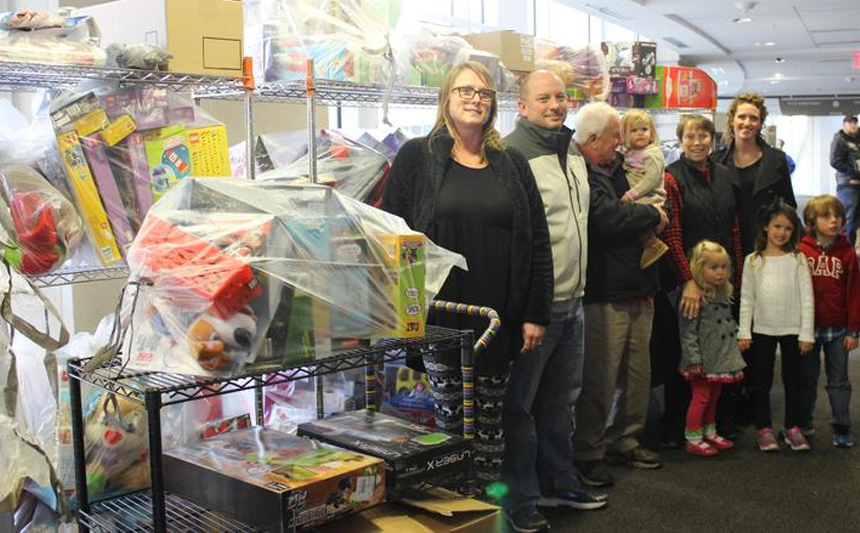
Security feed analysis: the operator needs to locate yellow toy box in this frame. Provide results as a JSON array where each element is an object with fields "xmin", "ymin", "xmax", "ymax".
[
  {"xmin": 56, "ymin": 131, "xmax": 122, "ymax": 267},
  {"xmin": 379, "ymin": 234, "xmax": 425, "ymax": 338},
  {"xmin": 188, "ymin": 124, "xmax": 231, "ymax": 177}
]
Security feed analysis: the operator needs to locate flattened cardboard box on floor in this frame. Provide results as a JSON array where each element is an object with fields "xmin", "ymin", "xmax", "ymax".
[
  {"xmin": 320, "ymin": 487, "xmax": 501, "ymax": 533},
  {"xmin": 162, "ymin": 428, "xmax": 385, "ymax": 531},
  {"xmin": 79, "ymin": 0, "xmax": 243, "ymax": 77},
  {"xmin": 298, "ymin": 410, "xmax": 472, "ymax": 490}
]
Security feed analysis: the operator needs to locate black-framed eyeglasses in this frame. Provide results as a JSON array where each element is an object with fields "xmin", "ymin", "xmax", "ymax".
[{"xmin": 452, "ymin": 86, "xmax": 496, "ymax": 102}]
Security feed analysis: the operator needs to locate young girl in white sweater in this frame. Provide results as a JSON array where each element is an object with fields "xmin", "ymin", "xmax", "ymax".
[{"xmin": 738, "ymin": 200, "xmax": 814, "ymax": 453}]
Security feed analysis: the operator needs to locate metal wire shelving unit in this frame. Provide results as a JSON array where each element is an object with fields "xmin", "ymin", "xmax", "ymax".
[{"xmin": 68, "ymin": 325, "xmax": 475, "ymax": 532}]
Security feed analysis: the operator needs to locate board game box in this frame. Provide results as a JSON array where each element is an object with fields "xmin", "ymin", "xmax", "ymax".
[
  {"xmin": 297, "ymin": 410, "xmax": 471, "ymax": 490},
  {"xmin": 162, "ymin": 427, "xmax": 385, "ymax": 531}
]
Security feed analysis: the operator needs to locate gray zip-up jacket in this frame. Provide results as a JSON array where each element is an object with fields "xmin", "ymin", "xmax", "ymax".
[{"xmin": 505, "ymin": 119, "xmax": 589, "ymax": 302}]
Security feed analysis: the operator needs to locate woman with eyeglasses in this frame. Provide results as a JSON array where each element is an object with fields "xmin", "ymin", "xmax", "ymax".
[{"xmin": 381, "ymin": 61, "xmax": 552, "ymax": 487}]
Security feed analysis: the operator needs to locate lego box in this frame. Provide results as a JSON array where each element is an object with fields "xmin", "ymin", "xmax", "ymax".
[
  {"xmin": 298, "ymin": 410, "xmax": 471, "ymax": 491},
  {"xmin": 162, "ymin": 427, "xmax": 385, "ymax": 531},
  {"xmin": 379, "ymin": 234, "xmax": 426, "ymax": 338}
]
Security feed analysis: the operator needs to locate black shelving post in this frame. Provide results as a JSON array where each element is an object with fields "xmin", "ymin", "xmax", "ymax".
[
  {"xmin": 145, "ymin": 390, "xmax": 166, "ymax": 531},
  {"xmin": 68, "ymin": 358, "xmax": 90, "ymax": 533}
]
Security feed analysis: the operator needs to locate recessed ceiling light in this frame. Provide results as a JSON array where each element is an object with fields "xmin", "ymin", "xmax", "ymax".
[
  {"xmin": 774, "ymin": 72, "xmax": 785, "ymax": 79},
  {"xmin": 769, "ymin": 80, "xmax": 780, "ymax": 84},
  {"xmin": 763, "ymin": 41, "xmax": 776, "ymax": 46},
  {"xmin": 775, "ymin": 57, "xmax": 785, "ymax": 63},
  {"xmin": 733, "ymin": 17, "xmax": 753, "ymax": 23}
]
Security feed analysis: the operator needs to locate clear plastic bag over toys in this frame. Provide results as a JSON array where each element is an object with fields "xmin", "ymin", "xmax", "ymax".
[
  {"xmin": 0, "ymin": 9, "xmax": 105, "ymax": 66},
  {"xmin": 122, "ymin": 178, "xmax": 466, "ymax": 377},
  {"xmin": 0, "ymin": 165, "xmax": 83, "ymax": 276},
  {"xmin": 257, "ymin": 129, "xmax": 391, "ymax": 204},
  {"xmin": 253, "ymin": 0, "xmax": 405, "ymax": 84},
  {"xmin": 535, "ymin": 40, "xmax": 610, "ymax": 102},
  {"xmin": 45, "ymin": 82, "xmax": 232, "ymax": 265}
]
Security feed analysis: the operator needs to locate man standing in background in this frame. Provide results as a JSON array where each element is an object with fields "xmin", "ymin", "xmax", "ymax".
[{"xmin": 831, "ymin": 115, "xmax": 860, "ymax": 243}]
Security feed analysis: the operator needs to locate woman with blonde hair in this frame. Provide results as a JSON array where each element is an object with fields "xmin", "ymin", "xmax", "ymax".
[{"xmin": 381, "ymin": 61, "xmax": 553, "ymax": 489}]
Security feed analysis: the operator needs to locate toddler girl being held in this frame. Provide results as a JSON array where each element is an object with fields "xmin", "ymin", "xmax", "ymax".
[{"xmin": 621, "ymin": 109, "xmax": 668, "ymax": 268}]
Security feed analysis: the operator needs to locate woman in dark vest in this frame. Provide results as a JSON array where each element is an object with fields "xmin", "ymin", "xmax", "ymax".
[
  {"xmin": 655, "ymin": 115, "xmax": 743, "ymax": 446},
  {"xmin": 712, "ymin": 93, "xmax": 797, "ymax": 255}
]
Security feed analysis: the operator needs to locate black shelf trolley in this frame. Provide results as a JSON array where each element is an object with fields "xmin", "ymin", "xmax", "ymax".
[{"xmin": 68, "ymin": 301, "xmax": 500, "ymax": 532}]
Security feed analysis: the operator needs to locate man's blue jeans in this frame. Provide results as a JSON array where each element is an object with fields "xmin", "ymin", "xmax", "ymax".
[
  {"xmin": 802, "ymin": 331, "xmax": 852, "ymax": 429},
  {"xmin": 836, "ymin": 185, "xmax": 860, "ymax": 244},
  {"xmin": 501, "ymin": 299, "xmax": 584, "ymax": 513}
]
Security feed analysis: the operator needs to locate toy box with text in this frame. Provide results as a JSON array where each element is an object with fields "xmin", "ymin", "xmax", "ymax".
[
  {"xmin": 163, "ymin": 427, "xmax": 385, "ymax": 531},
  {"xmin": 381, "ymin": 361, "xmax": 434, "ymax": 426},
  {"xmin": 298, "ymin": 410, "xmax": 471, "ymax": 491},
  {"xmin": 379, "ymin": 234, "xmax": 425, "ymax": 338},
  {"xmin": 645, "ymin": 66, "xmax": 717, "ymax": 110}
]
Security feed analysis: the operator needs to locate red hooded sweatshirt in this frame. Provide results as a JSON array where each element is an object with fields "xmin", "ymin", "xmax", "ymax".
[{"xmin": 798, "ymin": 233, "xmax": 860, "ymax": 333}]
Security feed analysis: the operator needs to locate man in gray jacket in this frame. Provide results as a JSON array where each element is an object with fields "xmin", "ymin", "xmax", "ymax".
[
  {"xmin": 831, "ymin": 115, "xmax": 860, "ymax": 243},
  {"xmin": 501, "ymin": 70, "xmax": 606, "ymax": 533}
]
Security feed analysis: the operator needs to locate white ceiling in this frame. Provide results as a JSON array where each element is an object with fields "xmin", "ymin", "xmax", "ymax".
[{"xmin": 562, "ymin": 0, "xmax": 860, "ymax": 97}]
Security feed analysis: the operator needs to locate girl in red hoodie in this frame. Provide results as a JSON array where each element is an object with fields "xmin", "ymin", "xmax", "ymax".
[{"xmin": 799, "ymin": 195, "xmax": 860, "ymax": 448}]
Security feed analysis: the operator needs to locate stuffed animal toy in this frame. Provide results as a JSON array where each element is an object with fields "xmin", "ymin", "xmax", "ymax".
[
  {"xmin": 84, "ymin": 392, "xmax": 150, "ymax": 496},
  {"xmin": 187, "ymin": 307, "xmax": 258, "ymax": 371}
]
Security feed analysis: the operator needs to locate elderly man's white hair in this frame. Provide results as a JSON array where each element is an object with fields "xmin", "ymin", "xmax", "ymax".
[{"xmin": 573, "ymin": 102, "xmax": 619, "ymax": 144}]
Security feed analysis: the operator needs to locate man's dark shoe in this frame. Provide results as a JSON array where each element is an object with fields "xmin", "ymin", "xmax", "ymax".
[
  {"xmin": 507, "ymin": 508, "xmax": 550, "ymax": 533},
  {"xmin": 606, "ymin": 446, "xmax": 662, "ymax": 470},
  {"xmin": 538, "ymin": 488, "xmax": 608, "ymax": 510},
  {"xmin": 573, "ymin": 460, "xmax": 614, "ymax": 487}
]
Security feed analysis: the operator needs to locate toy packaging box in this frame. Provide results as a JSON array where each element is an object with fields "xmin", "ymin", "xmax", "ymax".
[
  {"xmin": 162, "ymin": 427, "xmax": 385, "ymax": 531},
  {"xmin": 55, "ymin": 130, "xmax": 123, "ymax": 267},
  {"xmin": 143, "ymin": 124, "xmax": 192, "ymax": 201},
  {"xmin": 297, "ymin": 410, "xmax": 471, "ymax": 490},
  {"xmin": 645, "ymin": 66, "xmax": 717, "ymax": 110},
  {"xmin": 379, "ymin": 234, "xmax": 426, "ymax": 338}
]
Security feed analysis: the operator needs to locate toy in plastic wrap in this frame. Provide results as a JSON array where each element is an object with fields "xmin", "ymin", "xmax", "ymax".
[
  {"xmin": 121, "ymin": 178, "xmax": 465, "ymax": 377},
  {"xmin": 187, "ymin": 307, "xmax": 258, "ymax": 371},
  {"xmin": 0, "ymin": 10, "xmax": 105, "ymax": 65},
  {"xmin": 83, "ymin": 392, "xmax": 150, "ymax": 497},
  {"xmin": 256, "ymin": 0, "xmax": 400, "ymax": 84},
  {"xmin": 536, "ymin": 40, "xmax": 610, "ymax": 102},
  {"xmin": 0, "ymin": 165, "xmax": 83, "ymax": 275}
]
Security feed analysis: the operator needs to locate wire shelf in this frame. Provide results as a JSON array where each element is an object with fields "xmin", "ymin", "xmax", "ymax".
[
  {"xmin": 194, "ymin": 78, "xmax": 521, "ymax": 109},
  {"xmin": 30, "ymin": 264, "xmax": 130, "ymax": 287},
  {"xmin": 0, "ymin": 60, "xmax": 245, "ymax": 92},
  {"xmin": 79, "ymin": 491, "xmax": 258, "ymax": 532},
  {"xmin": 69, "ymin": 326, "xmax": 470, "ymax": 407}
]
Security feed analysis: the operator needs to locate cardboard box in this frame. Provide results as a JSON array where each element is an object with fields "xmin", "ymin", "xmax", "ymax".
[
  {"xmin": 79, "ymin": 0, "xmax": 243, "ymax": 77},
  {"xmin": 298, "ymin": 410, "xmax": 471, "ymax": 490},
  {"xmin": 56, "ymin": 131, "xmax": 122, "ymax": 267},
  {"xmin": 601, "ymin": 42, "xmax": 633, "ymax": 77},
  {"xmin": 463, "ymin": 31, "xmax": 534, "ymax": 72},
  {"xmin": 319, "ymin": 487, "xmax": 501, "ymax": 533},
  {"xmin": 163, "ymin": 428, "xmax": 386, "ymax": 531},
  {"xmin": 644, "ymin": 66, "xmax": 717, "ymax": 110}
]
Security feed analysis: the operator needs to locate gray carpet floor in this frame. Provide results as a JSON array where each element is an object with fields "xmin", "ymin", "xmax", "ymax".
[{"xmin": 502, "ymin": 350, "xmax": 860, "ymax": 532}]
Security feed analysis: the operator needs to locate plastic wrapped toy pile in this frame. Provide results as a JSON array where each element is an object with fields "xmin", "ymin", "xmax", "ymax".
[
  {"xmin": 251, "ymin": 0, "xmax": 402, "ymax": 84},
  {"xmin": 253, "ymin": 128, "xmax": 410, "ymax": 205},
  {"xmin": 0, "ymin": 8, "xmax": 105, "ymax": 66},
  {"xmin": 122, "ymin": 178, "xmax": 465, "ymax": 378},
  {"xmin": 535, "ymin": 39, "xmax": 610, "ymax": 102},
  {"xmin": 45, "ymin": 82, "xmax": 233, "ymax": 266}
]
